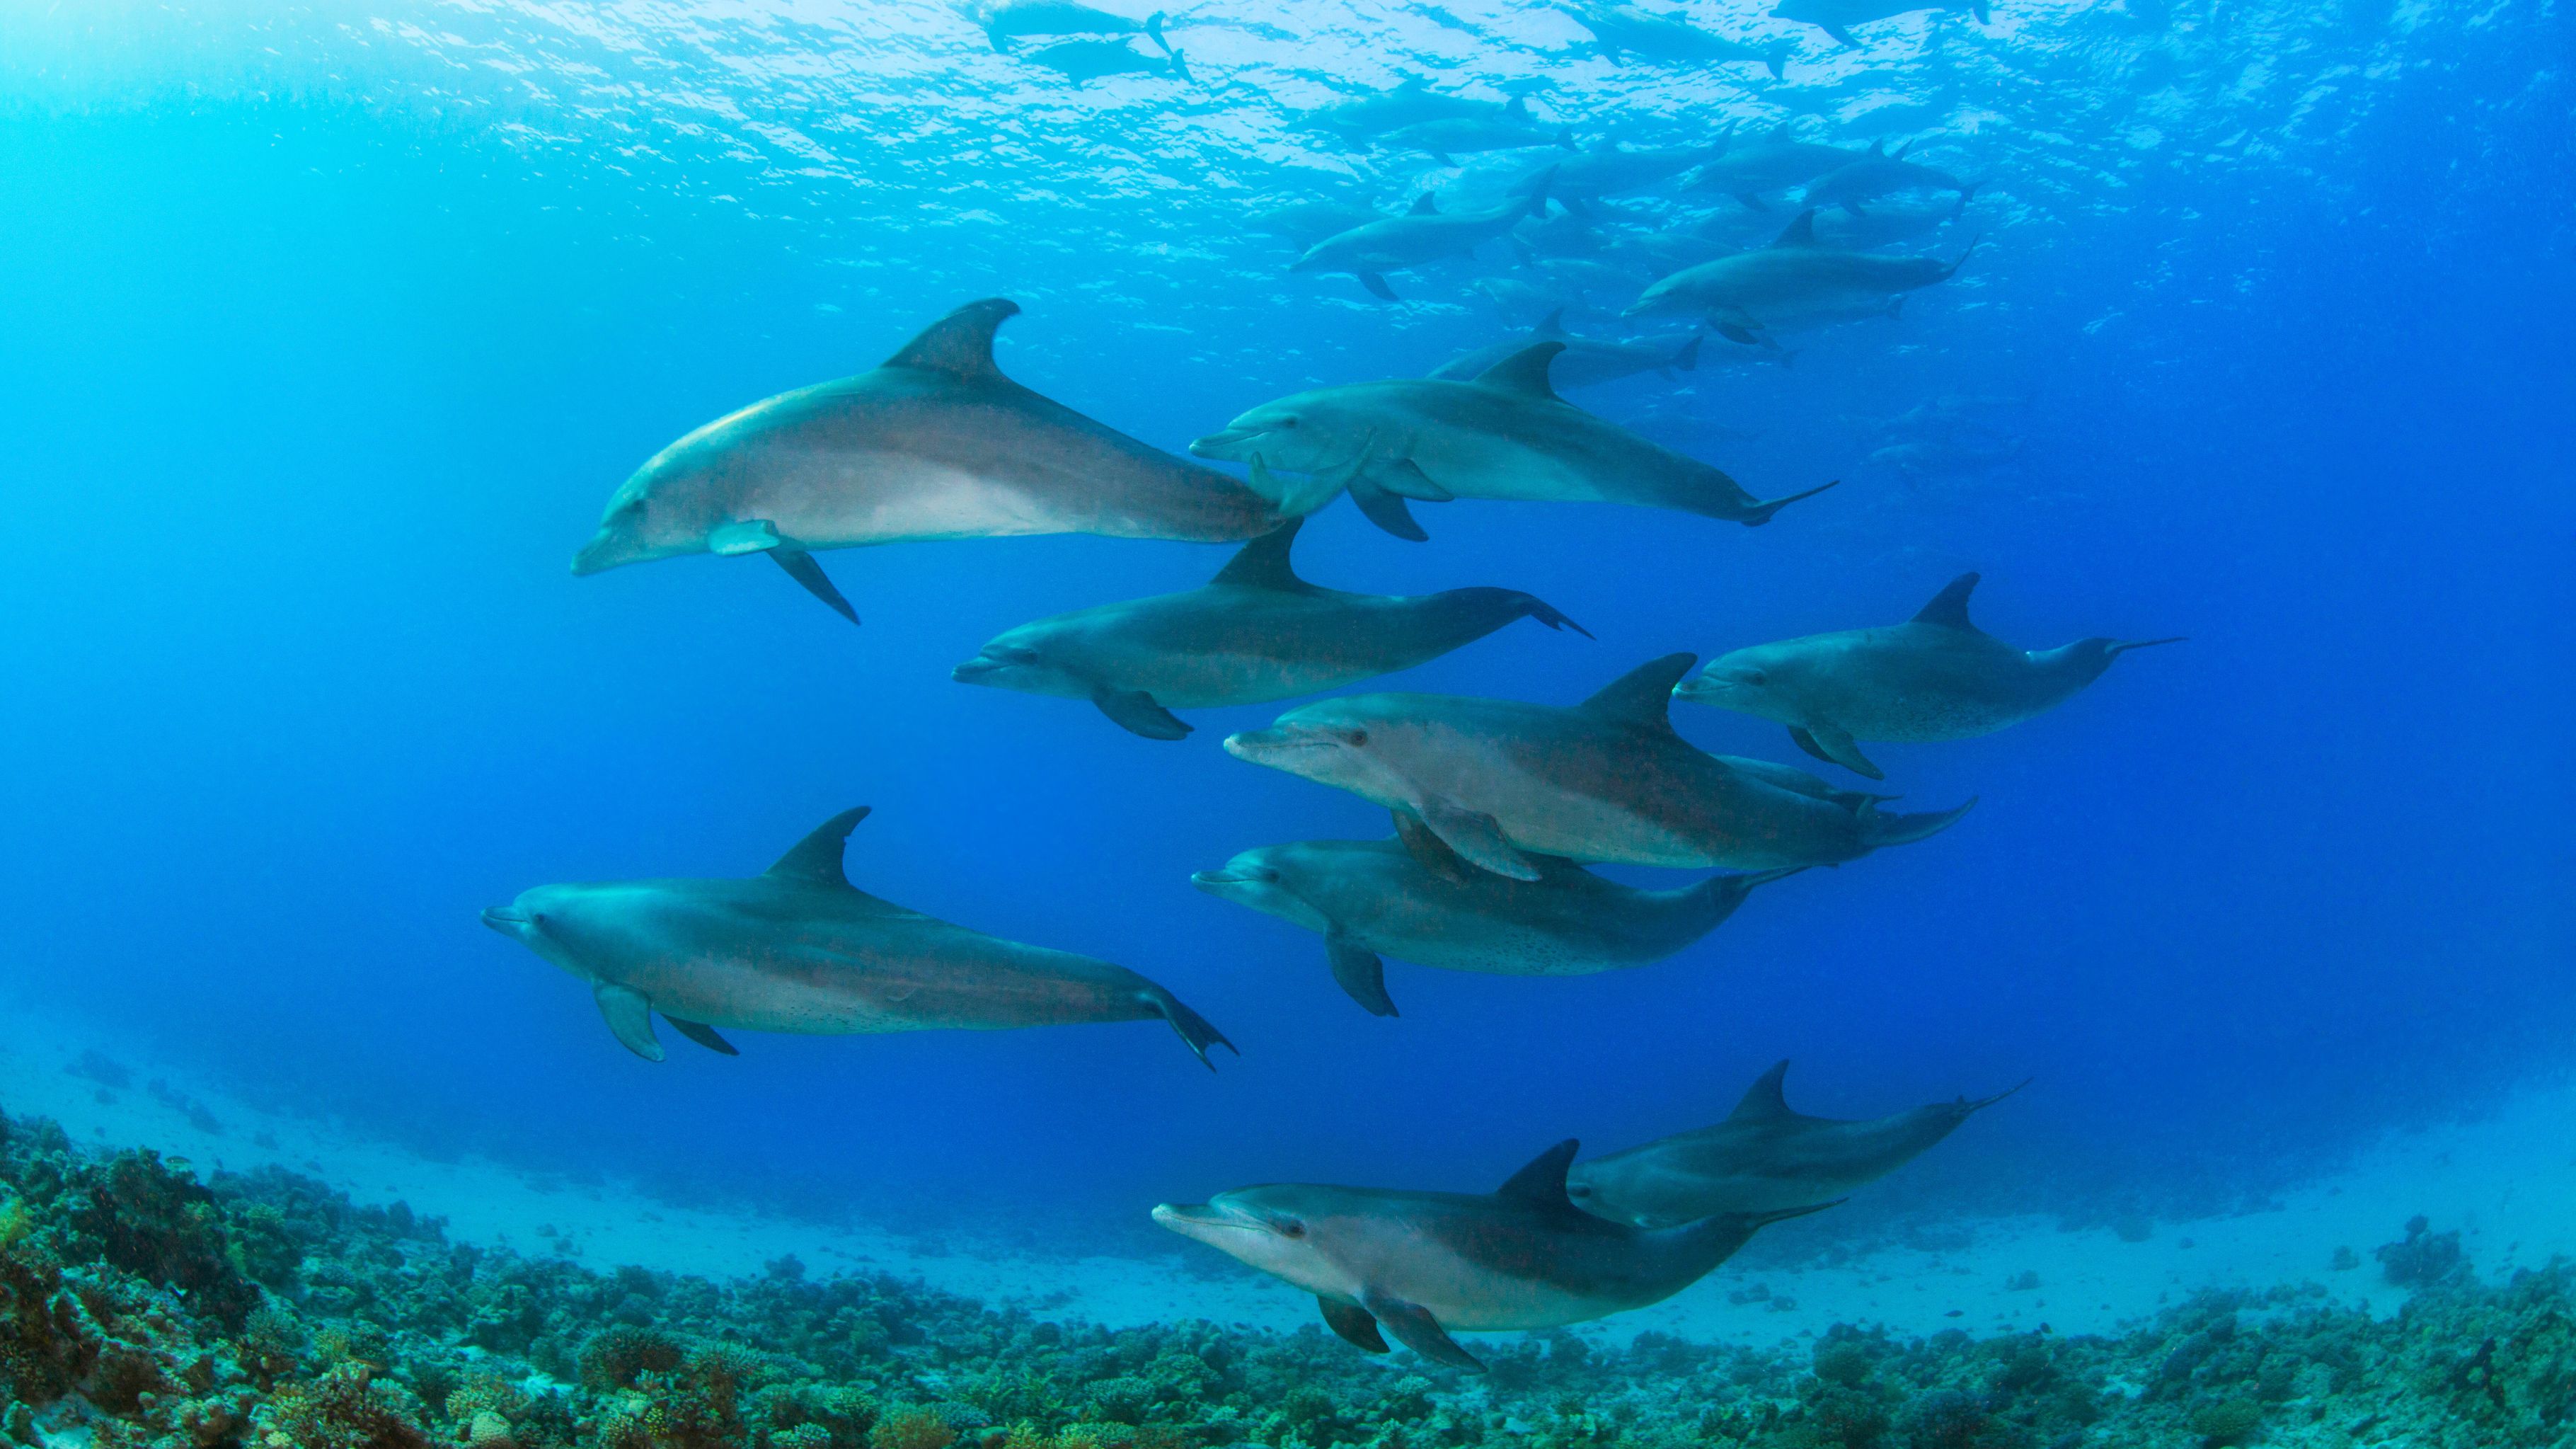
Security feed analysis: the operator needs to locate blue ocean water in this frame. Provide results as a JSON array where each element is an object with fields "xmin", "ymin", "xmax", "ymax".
[{"xmin": 1, "ymin": 0, "xmax": 2570, "ymax": 1272}]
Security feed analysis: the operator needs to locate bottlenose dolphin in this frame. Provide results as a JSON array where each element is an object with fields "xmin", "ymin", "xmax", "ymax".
[
  {"xmin": 1024, "ymin": 36, "xmax": 1189, "ymax": 82},
  {"xmin": 1291, "ymin": 179, "xmax": 1556, "ymax": 302},
  {"xmin": 1252, "ymin": 199, "xmax": 1384, "ymax": 248},
  {"xmin": 977, "ymin": 1, "xmax": 1168, "ymax": 52},
  {"xmin": 1504, "ymin": 136, "xmax": 1732, "ymax": 213},
  {"xmin": 1190, "ymin": 343, "xmax": 1832, "ymax": 541},
  {"xmin": 1379, "ymin": 98, "xmax": 1575, "ymax": 165},
  {"xmin": 1688, "ymin": 126, "xmax": 1868, "ymax": 210},
  {"xmin": 1568, "ymin": 6, "xmax": 1796, "ymax": 77},
  {"xmin": 951, "ymin": 508, "xmax": 1588, "ymax": 740},
  {"xmin": 573, "ymin": 299, "xmax": 1280, "ymax": 622},
  {"xmin": 1192, "ymin": 813, "xmax": 1801, "ymax": 1016},
  {"xmin": 1430, "ymin": 310, "xmax": 1702, "ymax": 389},
  {"xmin": 1627, "ymin": 210, "xmax": 1977, "ymax": 343},
  {"xmin": 1802, "ymin": 141, "xmax": 1982, "ymax": 215},
  {"xmin": 1299, "ymin": 79, "xmax": 1521, "ymax": 142},
  {"xmin": 1221, "ymin": 653, "xmax": 1974, "ymax": 878},
  {"xmin": 1675, "ymin": 573, "xmax": 2183, "ymax": 779},
  {"xmin": 1771, "ymin": 0, "xmax": 1989, "ymax": 45},
  {"xmin": 1151, "ymin": 1140, "xmax": 1832, "ymax": 1368},
  {"xmin": 1568, "ymin": 1061, "xmax": 2026, "ymax": 1225},
  {"xmin": 480, "ymin": 808, "xmax": 1234, "ymax": 1068}
]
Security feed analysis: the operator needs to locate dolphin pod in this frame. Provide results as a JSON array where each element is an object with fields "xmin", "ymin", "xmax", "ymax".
[
  {"xmin": 1152, "ymin": 1140, "xmax": 1834, "ymax": 1370},
  {"xmin": 1677, "ymin": 573, "xmax": 2185, "ymax": 779},
  {"xmin": 1568, "ymin": 1060, "xmax": 2028, "ymax": 1225},
  {"xmin": 481, "ymin": 807, "xmax": 1234, "ymax": 1069},
  {"xmin": 1628, "ymin": 210, "xmax": 1979, "ymax": 343}
]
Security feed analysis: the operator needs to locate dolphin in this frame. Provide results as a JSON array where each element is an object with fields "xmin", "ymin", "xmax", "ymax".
[
  {"xmin": 1472, "ymin": 276, "xmax": 1584, "ymax": 323},
  {"xmin": 950, "ymin": 508, "xmax": 1589, "ymax": 740},
  {"xmin": 1627, "ymin": 210, "xmax": 1978, "ymax": 343},
  {"xmin": 1567, "ymin": 5, "xmax": 1797, "ymax": 77},
  {"xmin": 1770, "ymin": 0, "xmax": 1989, "ymax": 46},
  {"xmin": 1023, "ymin": 36, "xmax": 1189, "ymax": 81},
  {"xmin": 1378, "ymin": 98, "xmax": 1576, "ymax": 165},
  {"xmin": 1568, "ymin": 1061, "xmax": 2027, "ymax": 1226},
  {"xmin": 1190, "ymin": 343, "xmax": 1832, "ymax": 541},
  {"xmin": 1299, "ymin": 79, "xmax": 1522, "ymax": 142},
  {"xmin": 1250, "ymin": 199, "xmax": 1385, "ymax": 248},
  {"xmin": 1802, "ymin": 141, "xmax": 1982, "ymax": 216},
  {"xmin": 1151, "ymin": 1140, "xmax": 1833, "ymax": 1369},
  {"xmin": 1291, "ymin": 180, "xmax": 1556, "ymax": 302},
  {"xmin": 1687, "ymin": 125, "xmax": 1868, "ymax": 210},
  {"xmin": 1192, "ymin": 813, "xmax": 1801, "ymax": 1016},
  {"xmin": 480, "ymin": 808, "xmax": 1234, "ymax": 1068},
  {"xmin": 1221, "ymin": 653, "xmax": 1975, "ymax": 878},
  {"xmin": 976, "ymin": 1, "xmax": 1169, "ymax": 52},
  {"xmin": 1498, "ymin": 136, "xmax": 1730, "ymax": 214},
  {"xmin": 1429, "ymin": 309, "xmax": 1702, "ymax": 389},
  {"xmin": 572, "ymin": 299, "xmax": 1281, "ymax": 623},
  {"xmin": 1675, "ymin": 573, "xmax": 2183, "ymax": 779}
]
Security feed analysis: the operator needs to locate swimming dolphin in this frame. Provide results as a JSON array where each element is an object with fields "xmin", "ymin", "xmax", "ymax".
[
  {"xmin": 1568, "ymin": 1061, "xmax": 2026, "ymax": 1225},
  {"xmin": 1770, "ymin": 0, "xmax": 1989, "ymax": 46},
  {"xmin": 1298, "ymin": 79, "xmax": 1523, "ymax": 142},
  {"xmin": 1251, "ymin": 199, "xmax": 1385, "ymax": 248},
  {"xmin": 1687, "ymin": 125, "xmax": 1868, "ymax": 210},
  {"xmin": 1190, "ymin": 343, "xmax": 1832, "ymax": 541},
  {"xmin": 1192, "ymin": 812, "xmax": 1801, "ymax": 1016},
  {"xmin": 1472, "ymin": 275, "xmax": 1584, "ymax": 323},
  {"xmin": 573, "ymin": 299, "xmax": 1280, "ymax": 622},
  {"xmin": 1674, "ymin": 573, "xmax": 2183, "ymax": 779},
  {"xmin": 1023, "ymin": 36, "xmax": 1189, "ymax": 82},
  {"xmin": 977, "ymin": 1, "xmax": 1169, "ymax": 52},
  {"xmin": 1627, "ymin": 210, "xmax": 1977, "ymax": 343},
  {"xmin": 1221, "ymin": 653, "xmax": 1974, "ymax": 878},
  {"xmin": 1567, "ymin": 5, "xmax": 1797, "ymax": 77},
  {"xmin": 1378, "ymin": 98, "xmax": 1575, "ymax": 166},
  {"xmin": 1430, "ymin": 310, "xmax": 1701, "ymax": 389},
  {"xmin": 1151, "ymin": 1140, "xmax": 1833, "ymax": 1368},
  {"xmin": 480, "ymin": 808, "xmax": 1234, "ymax": 1068},
  {"xmin": 950, "ymin": 508, "xmax": 1588, "ymax": 740},
  {"xmin": 1291, "ymin": 179, "xmax": 1556, "ymax": 302},
  {"xmin": 1502, "ymin": 136, "xmax": 1732, "ymax": 216},
  {"xmin": 1801, "ymin": 141, "xmax": 1982, "ymax": 216}
]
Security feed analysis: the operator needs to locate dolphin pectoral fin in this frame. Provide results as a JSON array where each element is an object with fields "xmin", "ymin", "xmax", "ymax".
[
  {"xmin": 1823, "ymin": 22, "xmax": 1859, "ymax": 45},
  {"xmin": 1712, "ymin": 319, "xmax": 1764, "ymax": 346},
  {"xmin": 592, "ymin": 984, "xmax": 664, "ymax": 1062},
  {"xmin": 1798, "ymin": 722, "xmax": 1885, "ymax": 780},
  {"xmin": 1348, "ymin": 478, "xmax": 1431, "ymax": 542},
  {"xmin": 708, "ymin": 519, "xmax": 782, "ymax": 556},
  {"xmin": 1093, "ymin": 689, "xmax": 1194, "ymax": 740},
  {"xmin": 771, "ymin": 549, "xmax": 860, "ymax": 625},
  {"xmin": 1320, "ymin": 1298, "xmax": 1390, "ymax": 1353},
  {"xmin": 1735, "ymin": 191, "xmax": 1770, "ymax": 211},
  {"xmin": 1416, "ymin": 796, "xmax": 1540, "ymax": 881},
  {"xmin": 1325, "ymin": 931, "xmax": 1399, "ymax": 1017},
  {"xmin": 665, "ymin": 1017, "xmax": 740, "ymax": 1056},
  {"xmin": 1374, "ymin": 459, "xmax": 1454, "ymax": 502},
  {"xmin": 1360, "ymin": 1290, "xmax": 1484, "ymax": 1371},
  {"xmin": 1392, "ymin": 810, "xmax": 1480, "ymax": 885},
  {"xmin": 1359, "ymin": 272, "xmax": 1400, "ymax": 302},
  {"xmin": 1787, "ymin": 726, "xmax": 1836, "ymax": 767}
]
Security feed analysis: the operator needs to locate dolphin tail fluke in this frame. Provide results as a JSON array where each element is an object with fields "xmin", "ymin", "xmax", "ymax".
[
  {"xmin": 1144, "ymin": 9, "xmax": 1173, "ymax": 53},
  {"xmin": 1944, "ymin": 234, "xmax": 1986, "ymax": 280},
  {"xmin": 1858, "ymin": 796, "xmax": 1977, "ymax": 850},
  {"xmin": 1511, "ymin": 592, "xmax": 1594, "ymax": 639},
  {"xmin": 1737, "ymin": 478, "xmax": 1841, "ymax": 527},
  {"xmin": 1167, "ymin": 46, "xmax": 1190, "ymax": 82},
  {"xmin": 1142, "ymin": 987, "xmax": 1236, "ymax": 1070},
  {"xmin": 2105, "ymin": 635, "xmax": 2188, "ymax": 658},
  {"xmin": 1954, "ymin": 178, "xmax": 1986, "ymax": 216},
  {"xmin": 1963, "ymin": 1077, "xmax": 2033, "ymax": 1113},
  {"xmin": 771, "ymin": 549, "xmax": 859, "ymax": 625}
]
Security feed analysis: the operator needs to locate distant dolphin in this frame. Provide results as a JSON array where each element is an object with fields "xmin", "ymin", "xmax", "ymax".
[
  {"xmin": 1687, "ymin": 125, "xmax": 1868, "ymax": 210},
  {"xmin": 1568, "ymin": 1061, "xmax": 2027, "ymax": 1225},
  {"xmin": 1566, "ymin": 5, "xmax": 1797, "ymax": 78},
  {"xmin": 1024, "ymin": 36, "xmax": 1190, "ymax": 82},
  {"xmin": 1771, "ymin": 0, "xmax": 1989, "ymax": 45},
  {"xmin": 1190, "ymin": 343, "xmax": 1832, "ymax": 540},
  {"xmin": 1430, "ymin": 309, "xmax": 1704, "ymax": 389},
  {"xmin": 1802, "ymin": 140, "xmax": 1982, "ymax": 216},
  {"xmin": 1675, "ymin": 573, "xmax": 2184, "ymax": 779},
  {"xmin": 1298, "ymin": 79, "xmax": 1526, "ymax": 142},
  {"xmin": 1628, "ymin": 210, "xmax": 1978, "ymax": 343},
  {"xmin": 1221, "ymin": 653, "xmax": 1974, "ymax": 878},
  {"xmin": 1377, "ymin": 98, "xmax": 1575, "ymax": 166},
  {"xmin": 1502, "ymin": 136, "xmax": 1732, "ymax": 216},
  {"xmin": 481, "ymin": 808, "xmax": 1234, "ymax": 1068},
  {"xmin": 951, "ymin": 507, "xmax": 1588, "ymax": 740},
  {"xmin": 1291, "ymin": 179, "xmax": 1556, "ymax": 302},
  {"xmin": 1152, "ymin": 1140, "xmax": 1832, "ymax": 1368},
  {"xmin": 1192, "ymin": 812, "xmax": 1802, "ymax": 1016},
  {"xmin": 573, "ymin": 299, "xmax": 1280, "ymax": 622},
  {"xmin": 976, "ymin": 1, "xmax": 1171, "ymax": 52}
]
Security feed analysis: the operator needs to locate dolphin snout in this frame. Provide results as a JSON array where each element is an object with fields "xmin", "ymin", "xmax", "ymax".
[
  {"xmin": 570, "ymin": 530, "xmax": 633, "ymax": 577},
  {"xmin": 479, "ymin": 905, "xmax": 531, "ymax": 934},
  {"xmin": 1189, "ymin": 866, "xmax": 1275, "ymax": 895},
  {"xmin": 950, "ymin": 656, "xmax": 1002, "ymax": 683},
  {"xmin": 1188, "ymin": 427, "xmax": 1265, "ymax": 458}
]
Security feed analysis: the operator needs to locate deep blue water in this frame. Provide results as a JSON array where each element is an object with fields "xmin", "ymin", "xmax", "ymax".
[{"xmin": 1, "ymin": 0, "xmax": 2569, "ymax": 1250}]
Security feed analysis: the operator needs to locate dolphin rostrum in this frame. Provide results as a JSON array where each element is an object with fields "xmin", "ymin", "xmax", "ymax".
[
  {"xmin": 1568, "ymin": 1061, "xmax": 2027, "ymax": 1226},
  {"xmin": 1191, "ymin": 343, "xmax": 1833, "ymax": 541},
  {"xmin": 480, "ymin": 807, "xmax": 1234, "ymax": 1068},
  {"xmin": 1192, "ymin": 812, "xmax": 1802, "ymax": 1016},
  {"xmin": 951, "ymin": 505, "xmax": 1588, "ymax": 740},
  {"xmin": 1770, "ymin": 0, "xmax": 1990, "ymax": 47},
  {"xmin": 1221, "ymin": 653, "xmax": 1974, "ymax": 878},
  {"xmin": 1151, "ymin": 1140, "xmax": 1833, "ymax": 1369},
  {"xmin": 572, "ymin": 299, "xmax": 1281, "ymax": 622},
  {"xmin": 1675, "ymin": 573, "xmax": 2185, "ymax": 779},
  {"xmin": 1289, "ymin": 177, "xmax": 1556, "ymax": 302},
  {"xmin": 1628, "ymin": 210, "xmax": 1978, "ymax": 343}
]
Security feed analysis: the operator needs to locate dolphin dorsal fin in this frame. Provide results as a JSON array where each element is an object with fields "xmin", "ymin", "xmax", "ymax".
[
  {"xmin": 1495, "ymin": 1139, "xmax": 1581, "ymax": 1208},
  {"xmin": 884, "ymin": 298, "xmax": 1020, "ymax": 381},
  {"xmin": 1578, "ymin": 653, "xmax": 1695, "ymax": 730},
  {"xmin": 1409, "ymin": 192, "xmax": 1440, "ymax": 216},
  {"xmin": 1505, "ymin": 96, "xmax": 1530, "ymax": 118},
  {"xmin": 1728, "ymin": 1060, "xmax": 1796, "ymax": 1120},
  {"xmin": 766, "ymin": 806, "xmax": 872, "ymax": 886},
  {"xmin": 1535, "ymin": 307, "xmax": 1568, "ymax": 336},
  {"xmin": 1912, "ymin": 572, "xmax": 1982, "ymax": 630},
  {"xmin": 1472, "ymin": 342, "xmax": 1565, "ymax": 401},
  {"xmin": 1769, "ymin": 210, "xmax": 1819, "ymax": 248},
  {"xmin": 1211, "ymin": 517, "xmax": 1309, "ymax": 591}
]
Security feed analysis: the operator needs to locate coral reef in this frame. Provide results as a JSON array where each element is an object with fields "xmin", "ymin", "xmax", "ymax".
[{"xmin": 0, "ymin": 1108, "xmax": 2568, "ymax": 1448}]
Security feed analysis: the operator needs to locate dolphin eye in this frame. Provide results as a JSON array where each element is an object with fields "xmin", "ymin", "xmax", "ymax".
[
  {"xmin": 1280, "ymin": 416, "xmax": 1300, "ymax": 428},
  {"xmin": 1740, "ymin": 669, "xmax": 1769, "ymax": 687},
  {"xmin": 1276, "ymin": 1220, "xmax": 1306, "ymax": 1239}
]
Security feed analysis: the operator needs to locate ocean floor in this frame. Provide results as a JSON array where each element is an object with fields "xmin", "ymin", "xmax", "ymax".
[{"xmin": 4, "ymin": 1014, "xmax": 2570, "ymax": 1354}]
